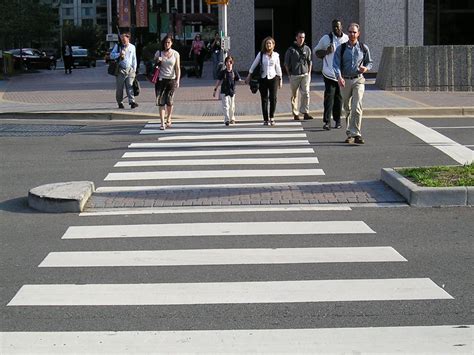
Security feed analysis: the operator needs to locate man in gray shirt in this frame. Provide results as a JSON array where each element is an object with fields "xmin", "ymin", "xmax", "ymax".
[
  {"xmin": 333, "ymin": 23, "xmax": 372, "ymax": 144},
  {"xmin": 284, "ymin": 30, "xmax": 313, "ymax": 121}
]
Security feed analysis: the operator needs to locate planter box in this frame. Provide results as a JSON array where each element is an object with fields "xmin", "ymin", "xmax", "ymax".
[{"xmin": 381, "ymin": 168, "xmax": 472, "ymax": 207}]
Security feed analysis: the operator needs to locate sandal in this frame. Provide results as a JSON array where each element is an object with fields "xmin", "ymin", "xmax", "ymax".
[{"xmin": 159, "ymin": 125, "xmax": 165, "ymax": 130}]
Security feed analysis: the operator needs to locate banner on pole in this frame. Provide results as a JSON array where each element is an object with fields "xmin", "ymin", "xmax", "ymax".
[
  {"xmin": 136, "ymin": 0, "xmax": 148, "ymax": 27},
  {"xmin": 118, "ymin": 0, "xmax": 131, "ymax": 27}
]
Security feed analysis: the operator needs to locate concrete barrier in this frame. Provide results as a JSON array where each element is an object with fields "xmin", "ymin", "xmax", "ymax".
[
  {"xmin": 28, "ymin": 181, "xmax": 94, "ymax": 213},
  {"xmin": 376, "ymin": 45, "xmax": 474, "ymax": 91}
]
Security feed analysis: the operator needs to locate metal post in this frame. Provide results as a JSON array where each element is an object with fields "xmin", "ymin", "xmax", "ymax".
[{"xmin": 107, "ymin": 0, "xmax": 112, "ymax": 37}]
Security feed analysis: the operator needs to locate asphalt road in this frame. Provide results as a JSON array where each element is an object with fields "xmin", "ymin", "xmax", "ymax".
[{"xmin": 0, "ymin": 116, "xmax": 472, "ymax": 351}]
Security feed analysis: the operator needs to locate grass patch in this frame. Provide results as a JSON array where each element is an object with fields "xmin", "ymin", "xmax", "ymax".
[{"xmin": 397, "ymin": 163, "xmax": 474, "ymax": 187}]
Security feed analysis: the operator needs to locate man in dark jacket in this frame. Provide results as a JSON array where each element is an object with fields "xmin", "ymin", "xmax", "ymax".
[{"xmin": 284, "ymin": 30, "xmax": 313, "ymax": 120}]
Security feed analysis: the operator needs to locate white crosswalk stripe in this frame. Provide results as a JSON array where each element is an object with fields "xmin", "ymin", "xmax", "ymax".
[
  {"xmin": 61, "ymin": 221, "xmax": 376, "ymax": 239},
  {"xmin": 155, "ymin": 133, "xmax": 308, "ymax": 140},
  {"xmin": 129, "ymin": 140, "xmax": 310, "ymax": 148},
  {"xmin": 114, "ymin": 157, "xmax": 319, "ymax": 167},
  {"xmin": 39, "ymin": 247, "xmax": 406, "ymax": 267},
  {"xmin": 7, "ymin": 278, "xmax": 452, "ymax": 306},
  {"xmin": 122, "ymin": 147, "xmax": 315, "ymax": 158},
  {"xmin": 104, "ymin": 168, "xmax": 325, "ymax": 181},
  {"xmin": 2, "ymin": 326, "xmax": 471, "ymax": 354}
]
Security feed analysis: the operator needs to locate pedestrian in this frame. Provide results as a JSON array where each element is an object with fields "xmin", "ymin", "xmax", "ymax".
[
  {"xmin": 314, "ymin": 19, "xmax": 348, "ymax": 130},
  {"xmin": 154, "ymin": 35, "xmax": 181, "ymax": 130},
  {"xmin": 333, "ymin": 23, "xmax": 373, "ymax": 144},
  {"xmin": 110, "ymin": 31, "xmax": 139, "ymax": 109},
  {"xmin": 189, "ymin": 34, "xmax": 205, "ymax": 78},
  {"xmin": 284, "ymin": 30, "xmax": 313, "ymax": 121},
  {"xmin": 62, "ymin": 41, "xmax": 72, "ymax": 74},
  {"xmin": 245, "ymin": 36, "xmax": 283, "ymax": 126},
  {"xmin": 213, "ymin": 55, "xmax": 242, "ymax": 126},
  {"xmin": 210, "ymin": 32, "xmax": 222, "ymax": 80}
]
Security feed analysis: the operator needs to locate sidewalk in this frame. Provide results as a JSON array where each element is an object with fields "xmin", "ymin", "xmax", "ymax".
[{"xmin": 1, "ymin": 61, "xmax": 473, "ymax": 120}]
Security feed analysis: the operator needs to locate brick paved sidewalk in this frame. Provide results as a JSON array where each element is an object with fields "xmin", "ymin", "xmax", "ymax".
[
  {"xmin": 86, "ymin": 181, "xmax": 405, "ymax": 209},
  {"xmin": 1, "ymin": 61, "xmax": 473, "ymax": 118}
]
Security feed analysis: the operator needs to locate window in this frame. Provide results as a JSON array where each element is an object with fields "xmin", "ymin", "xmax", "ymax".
[
  {"xmin": 82, "ymin": 0, "xmax": 93, "ymax": 3},
  {"xmin": 63, "ymin": 8, "xmax": 73, "ymax": 16},
  {"xmin": 82, "ymin": 7, "xmax": 94, "ymax": 16}
]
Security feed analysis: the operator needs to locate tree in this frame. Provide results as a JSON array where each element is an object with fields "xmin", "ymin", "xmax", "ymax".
[
  {"xmin": 63, "ymin": 24, "xmax": 105, "ymax": 54},
  {"xmin": 0, "ymin": 0, "xmax": 58, "ymax": 50}
]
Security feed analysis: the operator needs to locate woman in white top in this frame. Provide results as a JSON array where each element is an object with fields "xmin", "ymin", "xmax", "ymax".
[
  {"xmin": 154, "ymin": 35, "xmax": 180, "ymax": 130},
  {"xmin": 245, "ymin": 36, "xmax": 283, "ymax": 125}
]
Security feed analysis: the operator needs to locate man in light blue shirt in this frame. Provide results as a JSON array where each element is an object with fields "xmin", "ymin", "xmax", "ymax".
[
  {"xmin": 110, "ymin": 32, "xmax": 138, "ymax": 109},
  {"xmin": 333, "ymin": 23, "xmax": 372, "ymax": 144}
]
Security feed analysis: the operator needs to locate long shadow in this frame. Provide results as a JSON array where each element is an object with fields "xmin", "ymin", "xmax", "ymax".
[{"xmin": 0, "ymin": 197, "xmax": 38, "ymax": 214}]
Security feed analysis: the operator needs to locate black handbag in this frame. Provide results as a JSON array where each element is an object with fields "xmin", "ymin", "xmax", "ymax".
[
  {"xmin": 132, "ymin": 78, "xmax": 140, "ymax": 96},
  {"xmin": 107, "ymin": 60, "xmax": 118, "ymax": 76},
  {"xmin": 249, "ymin": 52, "xmax": 263, "ymax": 94}
]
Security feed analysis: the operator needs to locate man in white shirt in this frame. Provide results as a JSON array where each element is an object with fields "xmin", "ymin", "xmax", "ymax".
[
  {"xmin": 314, "ymin": 19, "xmax": 348, "ymax": 130},
  {"xmin": 110, "ymin": 32, "xmax": 138, "ymax": 109}
]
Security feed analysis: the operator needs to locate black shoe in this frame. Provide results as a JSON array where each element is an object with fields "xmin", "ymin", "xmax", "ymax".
[
  {"xmin": 335, "ymin": 122, "xmax": 342, "ymax": 129},
  {"xmin": 225, "ymin": 121, "xmax": 230, "ymax": 126},
  {"xmin": 344, "ymin": 136, "xmax": 354, "ymax": 143},
  {"xmin": 293, "ymin": 114, "xmax": 300, "ymax": 121},
  {"xmin": 303, "ymin": 113, "xmax": 314, "ymax": 120},
  {"xmin": 323, "ymin": 123, "xmax": 330, "ymax": 131},
  {"xmin": 118, "ymin": 103, "xmax": 124, "ymax": 109},
  {"xmin": 354, "ymin": 136, "xmax": 365, "ymax": 144},
  {"xmin": 130, "ymin": 102, "xmax": 139, "ymax": 109}
]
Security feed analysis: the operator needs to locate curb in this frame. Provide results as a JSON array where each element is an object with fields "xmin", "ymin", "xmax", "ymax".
[
  {"xmin": 28, "ymin": 181, "xmax": 95, "ymax": 213},
  {"xmin": 1, "ymin": 106, "xmax": 474, "ymax": 121},
  {"xmin": 381, "ymin": 168, "xmax": 472, "ymax": 207}
]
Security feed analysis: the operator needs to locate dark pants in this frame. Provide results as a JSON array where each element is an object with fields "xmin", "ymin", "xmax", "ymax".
[
  {"xmin": 194, "ymin": 53, "xmax": 204, "ymax": 78},
  {"xmin": 323, "ymin": 76, "xmax": 342, "ymax": 125},
  {"xmin": 258, "ymin": 77, "xmax": 279, "ymax": 121},
  {"xmin": 64, "ymin": 56, "xmax": 72, "ymax": 73}
]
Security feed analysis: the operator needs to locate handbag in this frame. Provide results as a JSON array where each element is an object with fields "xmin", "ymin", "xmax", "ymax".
[
  {"xmin": 107, "ymin": 60, "xmax": 118, "ymax": 76},
  {"xmin": 150, "ymin": 51, "xmax": 161, "ymax": 84},
  {"xmin": 151, "ymin": 66, "xmax": 160, "ymax": 84},
  {"xmin": 249, "ymin": 52, "xmax": 263, "ymax": 94},
  {"xmin": 132, "ymin": 78, "xmax": 140, "ymax": 96}
]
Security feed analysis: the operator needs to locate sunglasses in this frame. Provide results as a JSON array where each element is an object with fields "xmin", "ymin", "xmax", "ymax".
[{"xmin": 348, "ymin": 31, "xmax": 358, "ymax": 34}]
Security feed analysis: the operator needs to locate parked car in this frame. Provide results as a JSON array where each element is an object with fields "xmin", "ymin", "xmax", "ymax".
[
  {"xmin": 72, "ymin": 48, "xmax": 96, "ymax": 68},
  {"xmin": 7, "ymin": 48, "xmax": 56, "ymax": 71}
]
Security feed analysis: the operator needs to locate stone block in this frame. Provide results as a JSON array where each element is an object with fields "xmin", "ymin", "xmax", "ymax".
[{"xmin": 28, "ymin": 181, "xmax": 95, "ymax": 213}]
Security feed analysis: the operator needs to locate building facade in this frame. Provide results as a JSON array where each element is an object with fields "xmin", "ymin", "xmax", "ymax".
[{"xmin": 223, "ymin": 0, "xmax": 424, "ymax": 73}]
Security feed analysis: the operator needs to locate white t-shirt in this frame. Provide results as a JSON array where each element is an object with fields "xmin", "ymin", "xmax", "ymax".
[{"xmin": 314, "ymin": 32, "xmax": 348, "ymax": 81}]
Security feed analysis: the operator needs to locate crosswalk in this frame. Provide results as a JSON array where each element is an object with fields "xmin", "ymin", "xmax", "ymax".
[{"xmin": 3, "ymin": 119, "xmax": 470, "ymax": 353}]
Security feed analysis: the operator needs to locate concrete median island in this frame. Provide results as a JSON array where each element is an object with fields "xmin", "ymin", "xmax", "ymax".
[{"xmin": 381, "ymin": 168, "xmax": 473, "ymax": 207}]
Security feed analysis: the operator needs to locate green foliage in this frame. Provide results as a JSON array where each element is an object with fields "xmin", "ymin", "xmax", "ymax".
[
  {"xmin": 63, "ymin": 24, "xmax": 105, "ymax": 55},
  {"xmin": 0, "ymin": 0, "xmax": 58, "ymax": 49},
  {"xmin": 398, "ymin": 164, "xmax": 474, "ymax": 187}
]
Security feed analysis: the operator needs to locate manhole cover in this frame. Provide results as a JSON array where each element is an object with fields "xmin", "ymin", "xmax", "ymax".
[{"xmin": 0, "ymin": 124, "xmax": 84, "ymax": 137}]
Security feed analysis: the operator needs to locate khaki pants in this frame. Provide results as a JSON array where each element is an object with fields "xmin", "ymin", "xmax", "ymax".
[
  {"xmin": 341, "ymin": 76, "xmax": 365, "ymax": 137},
  {"xmin": 220, "ymin": 94, "xmax": 235, "ymax": 123},
  {"xmin": 290, "ymin": 73, "xmax": 310, "ymax": 116}
]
